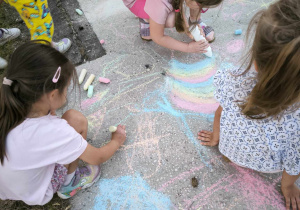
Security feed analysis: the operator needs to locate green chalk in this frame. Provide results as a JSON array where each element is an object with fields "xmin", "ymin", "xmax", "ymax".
[
  {"xmin": 87, "ymin": 85, "xmax": 93, "ymax": 98},
  {"xmin": 76, "ymin": 9, "xmax": 83, "ymax": 16}
]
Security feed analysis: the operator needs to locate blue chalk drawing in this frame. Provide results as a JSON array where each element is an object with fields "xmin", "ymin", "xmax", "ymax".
[{"xmin": 93, "ymin": 173, "xmax": 173, "ymax": 209}]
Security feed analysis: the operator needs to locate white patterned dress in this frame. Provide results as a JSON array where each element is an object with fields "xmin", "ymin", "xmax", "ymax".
[{"xmin": 214, "ymin": 66, "xmax": 300, "ymax": 175}]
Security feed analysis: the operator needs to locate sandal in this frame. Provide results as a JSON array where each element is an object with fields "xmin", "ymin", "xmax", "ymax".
[
  {"xmin": 188, "ymin": 18, "xmax": 215, "ymax": 43},
  {"xmin": 139, "ymin": 18, "xmax": 152, "ymax": 41}
]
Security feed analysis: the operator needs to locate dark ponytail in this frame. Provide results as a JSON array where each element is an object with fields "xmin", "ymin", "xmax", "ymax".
[
  {"xmin": 172, "ymin": 0, "xmax": 223, "ymax": 33},
  {"xmin": 0, "ymin": 40, "xmax": 76, "ymax": 164}
]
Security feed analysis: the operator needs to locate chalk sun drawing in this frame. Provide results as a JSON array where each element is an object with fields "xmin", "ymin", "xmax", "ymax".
[
  {"xmin": 93, "ymin": 173, "xmax": 173, "ymax": 209},
  {"xmin": 166, "ymin": 58, "xmax": 219, "ymax": 114}
]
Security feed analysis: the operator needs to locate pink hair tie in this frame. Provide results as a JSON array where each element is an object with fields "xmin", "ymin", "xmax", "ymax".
[
  {"xmin": 201, "ymin": 8, "xmax": 209, "ymax": 13},
  {"xmin": 52, "ymin": 66, "xmax": 61, "ymax": 83},
  {"xmin": 175, "ymin": 9, "xmax": 180, "ymax": 13},
  {"xmin": 3, "ymin": 77, "xmax": 13, "ymax": 86}
]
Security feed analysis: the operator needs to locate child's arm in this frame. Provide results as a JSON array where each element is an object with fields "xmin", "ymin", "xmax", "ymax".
[
  {"xmin": 149, "ymin": 18, "xmax": 209, "ymax": 53},
  {"xmin": 79, "ymin": 125, "xmax": 126, "ymax": 165},
  {"xmin": 281, "ymin": 170, "xmax": 300, "ymax": 210},
  {"xmin": 197, "ymin": 105, "xmax": 222, "ymax": 146}
]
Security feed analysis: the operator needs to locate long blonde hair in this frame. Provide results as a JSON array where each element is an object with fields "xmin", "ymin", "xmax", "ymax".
[{"xmin": 240, "ymin": 0, "xmax": 300, "ymax": 119}]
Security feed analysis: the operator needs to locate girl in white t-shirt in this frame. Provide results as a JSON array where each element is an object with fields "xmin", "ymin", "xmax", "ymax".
[
  {"xmin": 197, "ymin": 0, "xmax": 300, "ymax": 209},
  {"xmin": 122, "ymin": 0, "xmax": 223, "ymax": 53},
  {"xmin": 0, "ymin": 41, "xmax": 126, "ymax": 205}
]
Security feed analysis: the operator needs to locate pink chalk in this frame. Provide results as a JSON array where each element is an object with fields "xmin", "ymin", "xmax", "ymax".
[
  {"xmin": 100, "ymin": 39, "xmax": 105, "ymax": 44},
  {"xmin": 99, "ymin": 77, "xmax": 110, "ymax": 84}
]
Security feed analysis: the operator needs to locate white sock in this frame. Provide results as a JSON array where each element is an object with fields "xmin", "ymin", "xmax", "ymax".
[{"xmin": 63, "ymin": 171, "xmax": 75, "ymax": 185}]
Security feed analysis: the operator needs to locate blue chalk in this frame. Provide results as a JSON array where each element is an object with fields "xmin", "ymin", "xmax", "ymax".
[
  {"xmin": 87, "ymin": 85, "xmax": 94, "ymax": 98},
  {"xmin": 235, "ymin": 29, "xmax": 242, "ymax": 35}
]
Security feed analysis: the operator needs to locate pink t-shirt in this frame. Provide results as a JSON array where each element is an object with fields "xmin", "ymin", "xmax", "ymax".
[
  {"xmin": 123, "ymin": 0, "xmax": 174, "ymax": 25},
  {"xmin": 145, "ymin": 0, "xmax": 173, "ymax": 25},
  {"xmin": 0, "ymin": 114, "xmax": 88, "ymax": 205}
]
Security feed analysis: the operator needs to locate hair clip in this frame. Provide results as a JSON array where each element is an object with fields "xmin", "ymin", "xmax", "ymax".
[
  {"xmin": 52, "ymin": 66, "xmax": 61, "ymax": 83},
  {"xmin": 3, "ymin": 77, "xmax": 13, "ymax": 86},
  {"xmin": 175, "ymin": 9, "xmax": 180, "ymax": 13}
]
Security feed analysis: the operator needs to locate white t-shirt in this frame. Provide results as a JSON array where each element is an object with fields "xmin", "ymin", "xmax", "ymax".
[{"xmin": 0, "ymin": 114, "xmax": 88, "ymax": 205}]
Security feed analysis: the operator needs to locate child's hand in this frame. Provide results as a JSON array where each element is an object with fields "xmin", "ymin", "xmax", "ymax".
[
  {"xmin": 187, "ymin": 40, "xmax": 209, "ymax": 53},
  {"xmin": 281, "ymin": 184, "xmax": 300, "ymax": 210},
  {"xmin": 197, "ymin": 130, "xmax": 219, "ymax": 146},
  {"xmin": 111, "ymin": 125, "xmax": 126, "ymax": 146}
]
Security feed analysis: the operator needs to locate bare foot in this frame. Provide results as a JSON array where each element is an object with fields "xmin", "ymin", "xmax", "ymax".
[{"xmin": 197, "ymin": 130, "xmax": 219, "ymax": 146}]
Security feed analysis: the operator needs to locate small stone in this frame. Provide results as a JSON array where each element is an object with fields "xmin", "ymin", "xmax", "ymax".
[{"xmin": 191, "ymin": 177, "xmax": 198, "ymax": 188}]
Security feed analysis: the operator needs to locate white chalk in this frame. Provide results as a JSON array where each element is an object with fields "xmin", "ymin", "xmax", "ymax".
[
  {"xmin": 190, "ymin": 26, "xmax": 213, "ymax": 57},
  {"xmin": 109, "ymin": 126, "xmax": 117, "ymax": 132},
  {"xmin": 78, "ymin": 69, "xmax": 87, "ymax": 84},
  {"xmin": 99, "ymin": 77, "xmax": 110, "ymax": 84},
  {"xmin": 84, "ymin": 74, "xmax": 95, "ymax": 90}
]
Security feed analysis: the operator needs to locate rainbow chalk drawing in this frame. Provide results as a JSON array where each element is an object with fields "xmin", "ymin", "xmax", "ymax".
[
  {"xmin": 93, "ymin": 173, "xmax": 173, "ymax": 209},
  {"xmin": 166, "ymin": 58, "xmax": 219, "ymax": 114}
]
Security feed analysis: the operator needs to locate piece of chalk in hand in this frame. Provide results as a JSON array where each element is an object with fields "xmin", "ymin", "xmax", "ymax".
[
  {"xmin": 109, "ymin": 126, "xmax": 117, "ymax": 132},
  {"xmin": 75, "ymin": 9, "xmax": 83, "ymax": 16},
  {"xmin": 235, "ymin": 29, "xmax": 242, "ymax": 35},
  {"xmin": 100, "ymin": 39, "xmax": 105, "ymax": 44},
  {"xmin": 84, "ymin": 74, "xmax": 95, "ymax": 90},
  {"xmin": 79, "ymin": 69, "xmax": 87, "ymax": 84},
  {"xmin": 99, "ymin": 77, "xmax": 110, "ymax": 84},
  {"xmin": 87, "ymin": 85, "xmax": 93, "ymax": 98}
]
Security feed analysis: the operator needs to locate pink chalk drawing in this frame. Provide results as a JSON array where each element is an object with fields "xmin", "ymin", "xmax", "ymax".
[
  {"xmin": 81, "ymin": 90, "xmax": 109, "ymax": 110},
  {"xmin": 226, "ymin": 40, "xmax": 245, "ymax": 54}
]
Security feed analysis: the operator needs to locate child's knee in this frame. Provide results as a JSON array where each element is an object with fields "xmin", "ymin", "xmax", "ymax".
[{"xmin": 62, "ymin": 109, "xmax": 87, "ymax": 127}]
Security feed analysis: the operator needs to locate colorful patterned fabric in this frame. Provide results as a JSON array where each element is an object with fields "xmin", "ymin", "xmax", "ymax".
[
  {"xmin": 5, "ymin": 0, "xmax": 54, "ymax": 42},
  {"xmin": 51, "ymin": 164, "xmax": 68, "ymax": 192},
  {"xmin": 214, "ymin": 66, "xmax": 300, "ymax": 175}
]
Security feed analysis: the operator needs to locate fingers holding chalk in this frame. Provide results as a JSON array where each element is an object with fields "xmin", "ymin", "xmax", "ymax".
[{"xmin": 109, "ymin": 126, "xmax": 117, "ymax": 132}]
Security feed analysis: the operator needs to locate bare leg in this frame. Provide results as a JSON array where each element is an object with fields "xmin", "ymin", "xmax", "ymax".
[
  {"xmin": 189, "ymin": 8, "xmax": 214, "ymax": 42},
  {"xmin": 61, "ymin": 109, "xmax": 88, "ymax": 174}
]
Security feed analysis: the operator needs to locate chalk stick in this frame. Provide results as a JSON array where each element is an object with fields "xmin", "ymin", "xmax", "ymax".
[
  {"xmin": 100, "ymin": 39, "xmax": 105, "ymax": 44},
  {"xmin": 190, "ymin": 26, "xmax": 213, "ymax": 58},
  {"xmin": 84, "ymin": 74, "xmax": 95, "ymax": 90},
  {"xmin": 75, "ymin": 9, "xmax": 83, "ymax": 16},
  {"xmin": 78, "ymin": 69, "xmax": 87, "ymax": 84},
  {"xmin": 109, "ymin": 126, "xmax": 117, "ymax": 133},
  {"xmin": 99, "ymin": 77, "xmax": 110, "ymax": 84},
  {"xmin": 87, "ymin": 85, "xmax": 94, "ymax": 98},
  {"xmin": 235, "ymin": 29, "xmax": 242, "ymax": 35}
]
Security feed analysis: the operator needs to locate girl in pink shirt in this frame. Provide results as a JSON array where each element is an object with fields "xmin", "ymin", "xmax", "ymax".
[
  {"xmin": 122, "ymin": 0, "xmax": 223, "ymax": 53},
  {"xmin": 0, "ymin": 41, "xmax": 126, "ymax": 205}
]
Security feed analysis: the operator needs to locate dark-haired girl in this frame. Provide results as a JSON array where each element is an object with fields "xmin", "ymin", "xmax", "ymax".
[
  {"xmin": 122, "ymin": 0, "xmax": 223, "ymax": 53},
  {"xmin": 0, "ymin": 41, "xmax": 126, "ymax": 205},
  {"xmin": 197, "ymin": 0, "xmax": 300, "ymax": 209}
]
